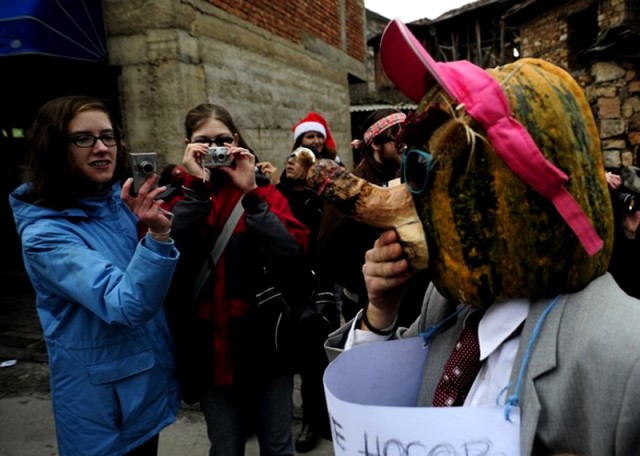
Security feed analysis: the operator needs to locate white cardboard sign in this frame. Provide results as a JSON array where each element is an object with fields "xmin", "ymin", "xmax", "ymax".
[{"xmin": 324, "ymin": 337, "xmax": 520, "ymax": 455}]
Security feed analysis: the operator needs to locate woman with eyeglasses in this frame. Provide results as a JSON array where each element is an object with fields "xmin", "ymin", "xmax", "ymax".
[
  {"xmin": 9, "ymin": 95, "xmax": 180, "ymax": 455},
  {"xmin": 161, "ymin": 103, "xmax": 310, "ymax": 456}
]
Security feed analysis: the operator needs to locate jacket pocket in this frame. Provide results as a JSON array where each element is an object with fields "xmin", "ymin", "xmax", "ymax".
[{"xmin": 87, "ymin": 350, "xmax": 155, "ymax": 385}]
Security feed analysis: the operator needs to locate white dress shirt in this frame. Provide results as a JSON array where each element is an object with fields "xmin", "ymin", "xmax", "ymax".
[{"xmin": 346, "ymin": 299, "xmax": 530, "ymax": 406}]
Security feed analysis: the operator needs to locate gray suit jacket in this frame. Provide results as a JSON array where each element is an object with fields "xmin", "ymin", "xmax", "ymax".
[{"xmin": 326, "ymin": 273, "xmax": 640, "ymax": 455}]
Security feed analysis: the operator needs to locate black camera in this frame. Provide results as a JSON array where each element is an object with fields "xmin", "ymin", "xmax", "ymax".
[
  {"xmin": 129, "ymin": 152, "xmax": 158, "ymax": 195},
  {"xmin": 201, "ymin": 146, "xmax": 233, "ymax": 168},
  {"xmin": 615, "ymin": 192, "xmax": 638, "ymax": 214},
  {"xmin": 615, "ymin": 166, "xmax": 640, "ymax": 214}
]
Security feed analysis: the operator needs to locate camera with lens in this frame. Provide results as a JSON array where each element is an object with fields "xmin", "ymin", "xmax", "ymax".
[
  {"xmin": 615, "ymin": 192, "xmax": 638, "ymax": 214},
  {"xmin": 201, "ymin": 146, "xmax": 233, "ymax": 168},
  {"xmin": 129, "ymin": 152, "xmax": 158, "ymax": 195},
  {"xmin": 612, "ymin": 166, "xmax": 640, "ymax": 214}
]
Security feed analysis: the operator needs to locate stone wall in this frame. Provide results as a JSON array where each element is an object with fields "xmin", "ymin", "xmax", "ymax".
[
  {"xmin": 103, "ymin": 0, "xmax": 366, "ymax": 169},
  {"xmin": 518, "ymin": 0, "xmax": 595, "ymax": 70},
  {"xmin": 517, "ymin": 0, "xmax": 640, "ymax": 169},
  {"xmin": 599, "ymin": 0, "xmax": 638, "ymax": 29},
  {"xmin": 587, "ymin": 61, "xmax": 640, "ymax": 168}
]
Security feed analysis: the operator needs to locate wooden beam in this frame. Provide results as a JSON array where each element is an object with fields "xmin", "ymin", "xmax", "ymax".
[
  {"xmin": 475, "ymin": 19, "xmax": 482, "ymax": 65},
  {"xmin": 499, "ymin": 20, "xmax": 505, "ymax": 64}
]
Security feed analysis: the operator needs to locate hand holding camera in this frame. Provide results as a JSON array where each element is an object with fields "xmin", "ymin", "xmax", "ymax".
[
  {"xmin": 611, "ymin": 166, "xmax": 640, "ymax": 215},
  {"xmin": 129, "ymin": 152, "xmax": 159, "ymax": 196},
  {"xmin": 182, "ymin": 137, "xmax": 257, "ymax": 191},
  {"xmin": 615, "ymin": 192, "xmax": 637, "ymax": 214},
  {"xmin": 121, "ymin": 172, "xmax": 173, "ymax": 239},
  {"xmin": 183, "ymin": 139, "xmax": 235, "ymax": 183},
  {"xmin": 201, "ymin": 146, "xmax": 234, "ymax": 168},
  {"xmin": 223, "ymin": 147, "xmax": 258, "ymax": 193},
  {"xmin": 607, "ymin": 166, "xmax": 640, "ymax": 240},
  {"xmin": 124, "ymin": 152, "xmax": 173, "ymax": 239}
]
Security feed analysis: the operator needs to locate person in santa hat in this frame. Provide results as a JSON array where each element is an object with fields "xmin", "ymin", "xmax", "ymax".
[{"xmin": 292, "ymin": 112, "xmax": 341, "ymax": 164}]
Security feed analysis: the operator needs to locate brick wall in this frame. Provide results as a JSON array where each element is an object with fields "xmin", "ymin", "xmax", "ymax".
[
  {"xmin": 345, "ymin": 0, "xmax": 365, "ymax": 62},
  {"xmin": 208, "ymin": 0, "xmax": 365, "ymax": 62}
]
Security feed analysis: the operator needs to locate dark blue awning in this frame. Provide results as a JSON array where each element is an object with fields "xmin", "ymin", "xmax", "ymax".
[{"xmin": 0, "ymin": 0, "xmax": 107, "ymax": 62}]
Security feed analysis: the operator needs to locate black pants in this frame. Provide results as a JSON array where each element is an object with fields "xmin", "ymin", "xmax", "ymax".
[
  {"xmin": 295, "ymin": 315, "xmax": 332, "ymax": 439},
  {"xmin": 299, "ymin": 360, "xmax": 330, "ymax": 438},
  {"xmin": 124, "ymin": 434, "xmax": 159, "ymax": 456}
]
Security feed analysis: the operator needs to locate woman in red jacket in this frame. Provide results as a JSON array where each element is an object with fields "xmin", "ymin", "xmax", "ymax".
[{"xmin": 163, "ymin": 103, "xmax": 310, "ymax": 456}]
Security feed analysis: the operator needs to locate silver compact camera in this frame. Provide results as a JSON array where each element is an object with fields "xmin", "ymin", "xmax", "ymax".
[
  {"xmin": 129, "ymin": 152, "xmax": 158, "ymax": 195},
  {"xmin": 201, "ymin": 146, "xmax": 233, "ymax": 168}
]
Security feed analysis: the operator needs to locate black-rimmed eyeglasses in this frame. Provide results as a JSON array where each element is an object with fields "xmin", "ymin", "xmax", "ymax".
[
  {"xmin": 402, "ymin": 148, "xmax": 434, "ymax": 194},
  {"xmin": 192, "ymin": 135, "xmax": 235, "ymax": 147},
  {"xmin": 68, "ymin": 134, "xmax": 117, "ymax": 148}
]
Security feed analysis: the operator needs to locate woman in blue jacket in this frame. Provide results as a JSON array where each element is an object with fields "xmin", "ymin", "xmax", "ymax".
[{"xmin": 9, "ymin": 96, "xmax": 180, "ymax": 455}]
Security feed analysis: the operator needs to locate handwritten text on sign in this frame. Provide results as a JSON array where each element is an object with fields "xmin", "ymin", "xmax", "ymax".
[{"xmin": 323, "ymin": 337, "xmax": 520, "ymax": 455}]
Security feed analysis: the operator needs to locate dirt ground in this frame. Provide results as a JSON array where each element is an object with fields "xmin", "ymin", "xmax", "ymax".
[
  {"xmin": 0, "ymin": 362, "xmax": 335, "ymax": 456},
  {"xmin": 0, "ymin": 359, "xmax": 50, "ymax": 398}
]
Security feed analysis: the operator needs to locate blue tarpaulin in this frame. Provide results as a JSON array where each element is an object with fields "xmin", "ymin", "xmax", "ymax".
[{"xmin": 0, "ymin": 0, "xmax": 107, "ymax": 61}]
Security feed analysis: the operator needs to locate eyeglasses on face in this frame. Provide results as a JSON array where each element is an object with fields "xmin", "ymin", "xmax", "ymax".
[
  {"xmin": 192, "ymin": 135, "xmax": 235, "ymax": 147},
  {"xmin": 68, "ymin": 134, "xmax": 118, "ymax": 148},
  {"xmin": 402, "ymin": 148, "xmax": 434, "ymax": 194}
]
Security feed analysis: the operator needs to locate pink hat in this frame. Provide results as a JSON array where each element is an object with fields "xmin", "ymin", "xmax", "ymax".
[
  {"xmin": 380, "ymin": 18, "xmax": 603, "ymax": 256},
  {"xmin": 292, "ymin": 112, "xmax": 337, "ymax": 151}
]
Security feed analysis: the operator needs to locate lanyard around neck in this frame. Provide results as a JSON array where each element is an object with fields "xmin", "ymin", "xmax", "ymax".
[{"xmin": 419, "ymin": 295, "xmax": 561, "ymax": 421}]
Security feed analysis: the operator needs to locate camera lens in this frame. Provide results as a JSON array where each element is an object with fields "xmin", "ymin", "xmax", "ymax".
[
  {"xmin": 215, "ymin": 151, "xmax": 227, "ymax": 161},
  {"xmin": 615, "ymin": 192, "xmax": 638, "ymax": 214},
  {"xmin": 138, "ymin": 160, "xmax": 155, "ymax": 175}
]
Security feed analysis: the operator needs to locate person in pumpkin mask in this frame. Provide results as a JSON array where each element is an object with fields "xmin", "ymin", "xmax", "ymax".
[{"xmin": 324, "ymin": 19, "xmax": 640, "ymax": 455}]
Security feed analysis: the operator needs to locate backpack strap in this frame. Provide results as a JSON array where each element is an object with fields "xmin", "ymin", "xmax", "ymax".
[{"xmin": 190, "ymin": 197, "xmax": 244, "ymax": 305}]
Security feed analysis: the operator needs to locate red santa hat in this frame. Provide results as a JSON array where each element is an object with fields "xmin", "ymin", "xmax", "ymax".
[{"xmin": 292, "ymin": 111, "xmax": 336, "ymax": 150}]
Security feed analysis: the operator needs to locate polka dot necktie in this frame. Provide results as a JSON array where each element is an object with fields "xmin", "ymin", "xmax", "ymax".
[{"xmin": 432, "ymin": 310, "xmax": 484, "ymax": 407}]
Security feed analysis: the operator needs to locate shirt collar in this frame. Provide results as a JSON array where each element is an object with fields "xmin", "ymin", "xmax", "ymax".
[{"xmin": 477, "ymin": 299, "xmax": 530, "ymax": 361}]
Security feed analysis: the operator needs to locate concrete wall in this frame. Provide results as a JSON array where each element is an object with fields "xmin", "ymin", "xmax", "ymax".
[{"xmin": 103, "ymin": 0, "xmax": 367, "ymax": 170}]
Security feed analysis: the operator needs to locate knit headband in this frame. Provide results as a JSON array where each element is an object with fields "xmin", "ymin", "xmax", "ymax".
[{"xmin": 364, "ymin": 112, "xmax": 407, "ymax": 145}]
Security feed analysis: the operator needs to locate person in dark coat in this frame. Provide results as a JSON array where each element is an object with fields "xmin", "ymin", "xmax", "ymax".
[
  {"xmin": 277, "ymin": 147, "xmax": 338, "ymax": 453},
  {"xmin": 606, "ymin": 169, "xmax": 640, "ymax": 299},
  {"xmin": 163, "ymin": 103, "xmax": 310, "ymax": 456},
  {"xmin": 317, "ymin": 108, "xmax": 428, "ymax": 327}
]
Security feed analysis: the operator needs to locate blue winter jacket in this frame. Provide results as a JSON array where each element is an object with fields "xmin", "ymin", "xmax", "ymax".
[{"xmin": 9, "ymin": 182, "xmax": 180, "ymax": 456}]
